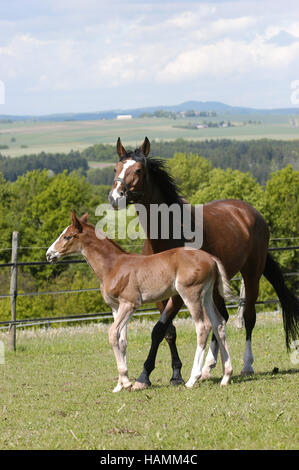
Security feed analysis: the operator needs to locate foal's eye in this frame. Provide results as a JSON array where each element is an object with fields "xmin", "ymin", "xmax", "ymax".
[
  {"xmin": 136, "ymin": 169, "xmax": 142, "ymax": 175},
  {"xmin": 64, "ymin": 235, "xmax": 72, "ymax": 241}
]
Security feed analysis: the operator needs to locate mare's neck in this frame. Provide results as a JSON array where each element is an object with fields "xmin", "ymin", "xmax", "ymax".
[
  {"xmin": 80, "ymin": 229, "xmax": 125, "ymax": 282},
  {"xmin": 135, "ymin": 180, "xmax": 185, "ymax": 250}
]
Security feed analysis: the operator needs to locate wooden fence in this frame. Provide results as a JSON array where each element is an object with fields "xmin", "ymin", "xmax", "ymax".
[{"xmin": 0, "ymin": 232, "xmax": 298, "ymax": 351}]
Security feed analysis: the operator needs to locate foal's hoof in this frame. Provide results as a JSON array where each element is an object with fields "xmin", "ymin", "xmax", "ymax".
[
  {"xmin": 124, "ymin": 383, "xmax": 132, "ymax": 392},
  {"xmin": 170, "ymin": 378, "xmax": 185, "ymax": 386},
  {"xmin": 132, "ymin": 381, "xmax": 151, "ymax": 391},
  {"xmin": 201, "ymin": 369, "xmax": 211, "ymax": 381}
]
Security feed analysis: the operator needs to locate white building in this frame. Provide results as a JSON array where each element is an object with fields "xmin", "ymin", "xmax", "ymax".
[{"xmin": 116, "ymin": 114, "xmax": 133, "ymax": 120}]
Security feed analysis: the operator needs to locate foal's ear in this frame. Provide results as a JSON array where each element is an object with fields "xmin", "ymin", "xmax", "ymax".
[
  {"xmin": 116, "ymin": 137, "xmax": 127, "ymax": 159},
  {"xmin": 80, "ymin": 212, "xmax": 89, "ymax": 224},
  {"xmin": 140, "ymin": 137, "xmax": 150, "ymax": 158},
  {"xmin": 71, "ymin": 210, "xmax": 83, "ymax": 232}
]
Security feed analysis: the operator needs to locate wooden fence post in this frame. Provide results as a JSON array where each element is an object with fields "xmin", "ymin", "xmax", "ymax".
[
  {"xmin": 236, "ymin": 278, "xmax": 245, "ymax": 329},
  {"xmin": 9, "ymin": 231, "xmax": 19, "ymax": 351}
]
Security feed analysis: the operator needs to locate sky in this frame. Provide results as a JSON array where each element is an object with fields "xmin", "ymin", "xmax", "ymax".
[{"xmin": 0, "ymin": 0, "xmax": 299, "ymax": 115}]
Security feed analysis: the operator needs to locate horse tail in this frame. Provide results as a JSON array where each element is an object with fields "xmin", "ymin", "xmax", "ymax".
[
  {"xmin": 263, "ymin": 252, "xmax": 299, "ymax": 350},
  {"xmin": 212, "ymin": 257, "xmax": 237, "ymax": 303}
]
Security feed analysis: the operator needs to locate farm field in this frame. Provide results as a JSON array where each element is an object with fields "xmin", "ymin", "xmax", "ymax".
[
  {"xmin": 0, "ymin": 115, "xmax": 299, "ymax": 157},
  {"xmin": 0, "ymin": 313, "xmax": 298, "ymax": 450}
]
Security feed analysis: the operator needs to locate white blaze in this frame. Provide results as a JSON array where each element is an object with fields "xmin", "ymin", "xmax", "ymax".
[
  {"xmin": 46, "ymin": 226, "xmax": 69, "ymax": 258},
  {"xmin": 111, "ymin": 160, "xmax": 136, "ymax": 201}
]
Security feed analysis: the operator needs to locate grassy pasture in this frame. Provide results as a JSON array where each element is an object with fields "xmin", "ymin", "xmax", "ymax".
[
  {"xmin": 0, "ymin": 313, "xmax": 298, "ymax": 450},
  {"xmin": 0, "ymin": 115, "xmax": 299, "ymax": 157}
]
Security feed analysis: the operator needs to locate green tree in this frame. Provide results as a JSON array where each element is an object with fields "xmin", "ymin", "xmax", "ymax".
[
  {"xmin": 167, "ymin": 152, "xmax": 213, "ymax": 199},
  {"xmin": 190, "ymin": 167, "xmax": 266, "ymax": 213},
  {"xmin": 263, "ymin": 165, "xmax": 299, "ymax": 271}
]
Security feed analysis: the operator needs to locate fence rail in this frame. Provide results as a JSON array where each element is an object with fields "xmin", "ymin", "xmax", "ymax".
[{"xmin": 0, "ymin": 233, "xmax": 298, "ymax": 350}]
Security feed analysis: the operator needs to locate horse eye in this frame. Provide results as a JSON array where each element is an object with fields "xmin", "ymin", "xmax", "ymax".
[
  {"xmin": 64, "ymin": 235, "xmax": 72, "ymax": 240},
  {"xmin": 136, "ymin": 169, "xmax": 142, "ymax": 175}
]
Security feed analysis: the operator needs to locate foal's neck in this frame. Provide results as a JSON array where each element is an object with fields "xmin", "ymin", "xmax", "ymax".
[{"xmin": 80, "ymin": 227, "xmax": 125, "ymax": 282}]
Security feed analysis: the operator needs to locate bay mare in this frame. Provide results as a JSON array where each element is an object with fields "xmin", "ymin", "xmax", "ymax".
[
  {"xmin": 108, "ymin": 137, "xmax": 299, "ymax": 389},
  {"xmin": 46, "ymin": 212, "xmax": 235, "ymax": 392}
]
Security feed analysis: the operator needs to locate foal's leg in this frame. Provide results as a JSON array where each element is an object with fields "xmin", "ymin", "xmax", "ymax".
[
  {"xmin": 202, "ymin": 291, "xmax": 229, "ymax": 380},
  {"xmin": 202, "ymin": 285, "xmax": 233, "ymax": 386},
  {"xmin": 113, "ymin": 325, "xmax": 129, "ymax": 393},
  {"xmin": 109, "ymin": 303, "xmax": 134, "ymax": 392},
  {"xmin": 111, "ymin": 309, "xmax": 129, "ymax": 392},
  {"xmin": 185, "ymin": 301, "xmax": 211, "ymax": 389},
  {"xmin": 111, "ymin": 308, "xmax": 124, "ymax": 392}
]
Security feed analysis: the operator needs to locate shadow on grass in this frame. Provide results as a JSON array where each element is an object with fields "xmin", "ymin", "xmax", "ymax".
[
  {"xmin": 132, "ymin": 368, "xmax": 299, "ymax": 391},
  {"xmin": 231, "ymin": 367, "xmax": 299, "ymax": 384}
]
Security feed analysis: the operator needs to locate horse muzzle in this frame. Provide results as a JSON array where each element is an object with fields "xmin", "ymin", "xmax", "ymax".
[
  {"xmin": 46, "ymin": 250, "xmax": 59, "ymax": 264},
  {"xmin": 108, "ymin": 191, "xmax": 128, "ymax": 210}
]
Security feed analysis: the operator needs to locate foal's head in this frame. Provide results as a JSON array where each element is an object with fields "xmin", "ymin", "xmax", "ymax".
[
  {"xmin": 46, "ymin": 211, "xmax": 89, "ymax": 263},
  {"xmin": 108, "ymin": 137, "xmax": 150, "ymax": 209}
]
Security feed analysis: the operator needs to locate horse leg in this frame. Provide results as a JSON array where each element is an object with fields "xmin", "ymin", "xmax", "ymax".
[
  {"xmin": 240, "ymin": 274, "xmax": 260, "ymax": 376},
  {"xmin": 109, "ymin": 303, "xmax": 134, "ymax": 392},
  {"xmin": 185, "ymin": 300, "xmax": 211, "ymax": 389},
  {"xmin": 201, "ymin": 291, "xmax": 229, "ymax": 380},
  {"xmin": 202, "ymin": 283, "xmax": 233, "ymax": 386},
  {"xmin": 111, "ymin": 308, "xmax": 124, "ymax": 392},
  {"xmin": 163, "ymin": 296, "xmax": 185, "ymax": 385},
  {"xmin": 112, "ymin": 324, "xmax": 128, "ymax": 393},
  {"xmin": 133, "ymin": 302, "xmax": 178, "ymax": 390}
]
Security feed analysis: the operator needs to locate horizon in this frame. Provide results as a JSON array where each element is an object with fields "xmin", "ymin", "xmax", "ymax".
[
  {"xmin": 0, "ymin": 1, "xmax": 299, "ymax": 115},
  {"xmin": 1, "ymin": 99, "xmax": 299, "ymax": 119}
]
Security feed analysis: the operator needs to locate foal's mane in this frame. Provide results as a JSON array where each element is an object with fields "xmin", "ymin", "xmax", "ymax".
[
  {"xmin": 83, "ymin": 222, "xmax": 127, "ymax": 253},
  {"xmin": 121, "ymin": 149, "xmax": 184, "ymax": 206}
]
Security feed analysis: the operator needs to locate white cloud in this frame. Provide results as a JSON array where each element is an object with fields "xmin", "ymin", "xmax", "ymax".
[
  {"xmin": 157, "ymin": 37, "xmax": 299, "ymax": 83},
  {"xmin": 193, "ymin": 16, "xmax": 257, "ymax": 41}
]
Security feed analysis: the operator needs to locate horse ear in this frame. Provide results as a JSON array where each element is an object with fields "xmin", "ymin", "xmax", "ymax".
[
  {"xmin": 71, "ymin": 210, "xmax": 83, "ymax": 232},
  {"xmin": 116, "ymin": 137, "xmax": 126, "ymax": 159},
  {"xmin": 80, "ymin": 212, "xmax": 89, "ymax": 224},
  {"xmin": 140, "ymin": 137, "xmax": 150, "ymax": 158}
]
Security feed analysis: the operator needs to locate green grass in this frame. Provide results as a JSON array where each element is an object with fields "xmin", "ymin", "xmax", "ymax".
[
  {"xmin": 0, "ymin": 313, "xmax": 298, "ymax": 450},
  {"xmin": 1, "ymin": 116, "xmax": 299, "ymax": 157}
]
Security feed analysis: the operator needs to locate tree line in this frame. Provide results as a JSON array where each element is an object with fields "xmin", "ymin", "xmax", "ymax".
[{"xmin": 1, "ymin": 138, "xmax": 298, "ymax": 184}]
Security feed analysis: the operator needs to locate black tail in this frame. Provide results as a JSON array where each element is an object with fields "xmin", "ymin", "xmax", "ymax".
[{"xmin": 263, "ymin": 252, "xmax": 299, "ymax": 350}]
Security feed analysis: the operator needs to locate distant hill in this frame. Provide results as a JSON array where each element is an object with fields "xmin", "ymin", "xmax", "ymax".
[{"xmin": 1, "ymin": 101, "xmax": 299, "ymax": 122}]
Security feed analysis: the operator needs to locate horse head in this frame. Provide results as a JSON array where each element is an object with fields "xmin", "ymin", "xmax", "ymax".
[
  {"xmin": 46, "ymin": 211, "xmax": 89, "ymax": 263},
  {"xmin": 108, "ymin": 137, "xmax": 150, "ymax": 209}
]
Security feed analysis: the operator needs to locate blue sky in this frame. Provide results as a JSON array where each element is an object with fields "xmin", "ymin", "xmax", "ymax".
[{"xmin": 0, "ymin": 0, "xmax": 299, "ymax": 114}]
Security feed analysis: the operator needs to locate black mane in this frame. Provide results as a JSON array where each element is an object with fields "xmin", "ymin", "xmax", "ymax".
[{"xmin": 121, "ymin": 149, "xmax": 183, "ymax": 205}]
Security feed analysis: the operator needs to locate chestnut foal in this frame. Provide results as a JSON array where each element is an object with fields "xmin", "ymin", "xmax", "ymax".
[{"xmin": 46, "ymin": 212, "xmax": 234, "ymax": 392}]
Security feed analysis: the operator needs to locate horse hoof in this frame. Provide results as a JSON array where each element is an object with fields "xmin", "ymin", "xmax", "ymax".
[
  {"xmin": 132, "ymin": 381, "xmax": 150, "ymax": 391},
  {"xmin": 113, "ymin": 383, "xmax": 123, "ymax": 393},
  {"xmin": 170, "ymin": 378, "xmax": 185, "ymax": 386},
  {"xmin": 241, "ymin": 369, "xmax": 254, "ymax": 376},
  {"xmin": 220, "ymin": 377, "xmax": 231, "ymax": 386},
  {"xmin": 185, "ymin": 380, "xmax": 195, "ymax": 389},
  {"xmin": 201, "ymin": 370, "xmax": 211, "ymax": 381}
]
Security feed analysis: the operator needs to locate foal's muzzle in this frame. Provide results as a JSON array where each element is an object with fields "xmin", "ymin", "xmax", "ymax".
[{"xmin": 46, "ymin": 251, "xmax": 59, "ymax": 264}]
